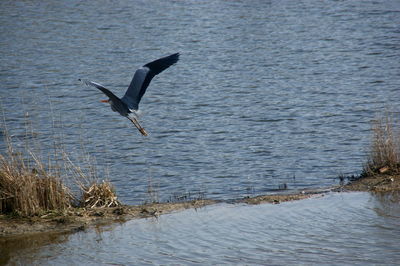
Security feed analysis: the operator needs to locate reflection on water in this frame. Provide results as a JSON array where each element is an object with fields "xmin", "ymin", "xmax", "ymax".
[
  {"xmin": 4, "ymin": 192, "xmax": 400, "ymax": 265},
  {"xmin": 372, "ymin": 191, "xmax": 400, "ymax": 219},
  {"xmin": 0, "ymin": 232, "xmax": 70, "ymax": 265}
]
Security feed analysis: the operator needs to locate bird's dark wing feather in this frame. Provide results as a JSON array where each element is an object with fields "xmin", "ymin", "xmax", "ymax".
[
  {"xmin": 121, "ymin": 53, "xmax": 180, "ymax": 110},
  {"xmin": 143, "ymin": 52, "xmax": 180, "ymax": 77},
  {"xmin": 79, "ymin": 79, "xmax": 122, "ymax": 105},
  {"xmin": 120, "ymin": 68, "xmax": 148, "ymax": 110}
]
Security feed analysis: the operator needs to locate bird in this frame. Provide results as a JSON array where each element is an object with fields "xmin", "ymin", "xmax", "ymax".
[{"xmin": 79, "ymin": 53, "xmax": 180, "ymax": 136}]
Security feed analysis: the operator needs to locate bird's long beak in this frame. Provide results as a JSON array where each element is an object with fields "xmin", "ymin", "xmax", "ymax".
[
  {"xmin": 100, "ymin": 99, "xmax": 109, "ymax": 103},
  {"xmin": 127, "ymin": 116, "xmax": 148, "ymax": 136}
]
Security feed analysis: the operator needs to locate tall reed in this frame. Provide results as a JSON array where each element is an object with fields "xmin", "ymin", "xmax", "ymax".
[
  {"xmin": 0, "ymin": 138, "xmax": 71, "ymax": 216},
  {"xmin": 0, "ymin": 103, "xmax": 120, "ymax": 216},
  {"xmin": 363, "ymin": 114, "xmax": 400, "ymax": 175}
]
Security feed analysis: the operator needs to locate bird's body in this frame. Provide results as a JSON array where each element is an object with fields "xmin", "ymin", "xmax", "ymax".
[{"xmin": 80, "ymin": 53, "xmax": 179, "ymax": 136}]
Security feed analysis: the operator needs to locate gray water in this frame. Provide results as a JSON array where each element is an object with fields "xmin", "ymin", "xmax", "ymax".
[
  {"xmin": 3, "ymin": 192, "xmax": 400, "ymax": 265},
  {"xmin": 1, "ymin": 0, "xmax": 400, "ymax": 204},
  {"xmin": 1, "ymin": 1, "xmax": 400, "ymax": 263}
]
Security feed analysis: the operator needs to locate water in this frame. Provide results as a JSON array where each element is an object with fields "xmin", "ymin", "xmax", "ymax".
[
  {"xmin": 1, "ymin": 1, "xmax": 400, "ymax": 262},
  {"xmin": 1, "ymin": 0, "xmax": 400, "ymax": 204},
  {"xmin": 3, "ymin": 192, "xmax": 400, "ymax": 264}
]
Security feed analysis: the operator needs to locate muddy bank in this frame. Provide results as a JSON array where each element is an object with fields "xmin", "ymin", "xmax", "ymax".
[
  {"xmin": 342, "ymin": 173, "xmax": 400, "ymax": 192},
  {"xmin": 1, "ymin": 174, "xmax": 399, "ymax": 238},
  {"xmin": 1, "ymin": 190, "xmax": 329, "ymax": 238},
  {"xmin": 0, "ymin": 199, "xmax": 216, "ymax": 238}
]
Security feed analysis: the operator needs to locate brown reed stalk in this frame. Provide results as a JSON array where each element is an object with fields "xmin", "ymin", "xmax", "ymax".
[
  {"xmin": 81, "ymin": 180, "xmax": 120, "ymax": 208},
  {"xmin": 0, "ymin": 150, "xmax": 72, "ymax": 216},
  {"xmin": 363, "ymin": 114, "xmax": 400, "ymax": 175},
  {"xmin": 1, "ymin": 99, "xmax": 121, "ymax": 215}
]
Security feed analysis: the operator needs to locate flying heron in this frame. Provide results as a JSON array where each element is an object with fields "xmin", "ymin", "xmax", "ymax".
[{"xmin": 79, "ymin": 53, "xmax": 180, "ymax": 136}]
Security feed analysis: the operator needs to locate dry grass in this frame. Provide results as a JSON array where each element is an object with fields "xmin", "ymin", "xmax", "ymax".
[
  {"xmin": 81, "ymin": 181, "xmax": 121, "ymax": 208},
  {"xmin": 363, "ymin": 114, "xmax": 400, "ymax": 176},
  {"xmin": 0, "ymin": 108, "xmax": 121, "ymax": 216},
  {"xmin": 0, "ymin": 137, "xmax": 121, "ymax": 216},
  {"xmin": 0, "ymin": 150, "xmax": 72, "ymax": 216}
]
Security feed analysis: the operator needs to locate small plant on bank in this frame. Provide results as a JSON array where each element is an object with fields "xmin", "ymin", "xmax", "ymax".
[
  {"xmin": 81, "ymin": 180, "xmax": 121, "ymax": 208},
  {"xmin": 363, "ymin": 114, "xmax": 400, "ymax": 176}
]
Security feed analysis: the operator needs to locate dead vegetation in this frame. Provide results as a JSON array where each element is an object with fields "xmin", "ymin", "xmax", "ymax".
[
  {"xmin": 0, "ymin": 112, "xmax": 119, "ymax": 217},
  {"xmin": 344, "ymin": 113, "xmax": 400, "ymax": 192},
  {"xmin": 0, "ymin": 139, "xmax": 120, "ymax": 217},
  {"xmin": 362, "ymin": 114, "xmax": 400, "ymax": 176},
  {"xmin": 0, "ymin": 152, "xmax": 71, "ymax": 217},
  {"xmin": 81, "ymin": 181, "xmax": 121, "ymax": 208}
]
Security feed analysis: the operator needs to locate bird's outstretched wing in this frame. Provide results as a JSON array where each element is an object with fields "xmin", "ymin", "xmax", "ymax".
[
  {"xmin": 79, "ymin": 79, "xmax": 121, "ymax": 103},
  {"xmin": 121, "ymin": 53, "xmax": 180, "ymax": 110}
]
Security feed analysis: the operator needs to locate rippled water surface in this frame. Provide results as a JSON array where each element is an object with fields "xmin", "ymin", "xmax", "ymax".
[
  {"xmin": 3, "ymin": 192, "xmax": 400, "ymax": 264},
  {"xmin": 2, "ymin": 0, "xmax": 400, "ymax": 264},
  {"xmin": 1, "ymin": 0, "xmax": 400, "ymax": 203}
]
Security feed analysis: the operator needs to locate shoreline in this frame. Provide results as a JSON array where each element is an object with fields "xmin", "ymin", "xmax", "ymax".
[{"xmin": 1, "ymin": 173, "xmax": 399, "ymax": 238}]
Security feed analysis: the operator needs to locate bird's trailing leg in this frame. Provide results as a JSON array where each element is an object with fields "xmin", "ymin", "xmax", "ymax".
[{"xmin": 127, "ymin": 115, "xmax": 148, "ymax": 136}]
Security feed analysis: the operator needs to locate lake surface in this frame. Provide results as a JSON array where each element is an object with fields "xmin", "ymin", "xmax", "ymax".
[
  {"xmin": 3, "ymin": 192, "xmax": 400, "ymax": 265},
  {"xmin": 1, "ymin": 0, "xmax": 400, "ymax": 204},
  {"xmin": 1, "ymin": 1, "xmax": 400, "ymax": 263}
]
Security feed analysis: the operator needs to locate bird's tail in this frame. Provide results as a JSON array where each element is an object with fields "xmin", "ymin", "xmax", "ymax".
[{"xmin": 127, "ymin": 116, "xmax": 148, "ymax": 136}]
